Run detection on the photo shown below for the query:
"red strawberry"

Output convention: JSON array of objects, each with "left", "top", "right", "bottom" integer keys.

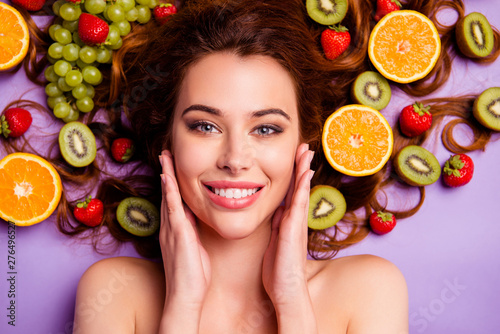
[
  {"left": 369, "top": 211, "right": 396, "bottom": 235},
  {"left": 12, "top": 0, "right": 46, "bottom": 11},
  {"left": 321, "top": 25, "right": 351, "bottom": 60},
  {"left": 78, "top": 13, "right": 109, "bottom": 46},
  {"left": 111, "top": 138, "right": 135, "bottom": 163},
  {"left": 153, "top": 3, "right": 177, "bottom": 24},
  {"left": 73, "top": 196, "right": 104, "bottom": 227},
  {"left": 442, "top": 154, "right": 474, "bottom": 187},
  {"left": 0, "top": 108, "right": 32, "bottom": 138},
  {"left": 399, "top": 102, "right": 433, "bottom": 137},
  {"left": 374, "top": 0, "right": 402, "bottom": 21}
]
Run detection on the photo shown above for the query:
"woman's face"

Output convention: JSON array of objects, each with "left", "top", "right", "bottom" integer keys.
[{"left": 171, "top": 52, "right": 300, "bottom": 240}]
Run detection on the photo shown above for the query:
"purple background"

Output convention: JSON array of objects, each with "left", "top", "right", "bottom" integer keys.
[{"left": 1, "top": 0, "right": 499, "bottom": 333}]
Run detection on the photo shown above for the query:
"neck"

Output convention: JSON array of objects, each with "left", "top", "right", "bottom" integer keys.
[{"left": 198, "top": 219, "right": 272, "bottom": 296}]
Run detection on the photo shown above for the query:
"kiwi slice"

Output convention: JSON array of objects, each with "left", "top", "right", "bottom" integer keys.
[
  {"left": 394, "top": 145, "right": 441, "bottom": 186},
  {"left": 58, "top": 121, "right": 97, "bottom": 167},
  {"left": 351, "top": 71, "right": 392, "bottom": 110},
  {"left": 456, "top": 12, "right": 494, "bottom": 58},
  {"left": 308, "top": 185, "right": 346, "bottom": 230},
  {"left": 473, "top": 87, "right": 500, "bottom": 131},
  {"left": 116, "top": 197, "right": 160, "bottom": 237},
  {"left": 306, "top": 0, "right": 348, "bottom": 26}
]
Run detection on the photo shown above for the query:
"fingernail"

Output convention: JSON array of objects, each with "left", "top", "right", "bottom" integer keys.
[
  {"left": 308, "top": 151, "right": 315, "bottom": 164},
  {"left": 160, "top": 174, "right": 166, "bottom": 185},
  {"left": 309, "top": 170, "right": 315, "bottom": 181},
  {"left": 159, "top": 155, "right": 163, "bottom": 167}
]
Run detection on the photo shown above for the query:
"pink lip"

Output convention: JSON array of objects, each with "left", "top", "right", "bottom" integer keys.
[{"left": 203, "top": 181, "right": 265, "bottom": 210}]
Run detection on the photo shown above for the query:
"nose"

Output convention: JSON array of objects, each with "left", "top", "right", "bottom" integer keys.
[{"left": 217, "top": 133, "right": 254, "bottom": 174}]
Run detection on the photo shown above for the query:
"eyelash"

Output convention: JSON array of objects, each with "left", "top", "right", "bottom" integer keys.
[{"left": 188, "top": 121, "right": 283, "bottom": 136}]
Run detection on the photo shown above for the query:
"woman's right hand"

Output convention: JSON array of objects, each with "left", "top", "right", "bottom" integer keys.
[{"left": 158, "top": 150, "right": 211, "bottom": 333}]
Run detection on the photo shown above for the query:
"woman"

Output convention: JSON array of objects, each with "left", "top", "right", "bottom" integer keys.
[{"left": 73, "top": 0, "right": 408, "bottom": 332}]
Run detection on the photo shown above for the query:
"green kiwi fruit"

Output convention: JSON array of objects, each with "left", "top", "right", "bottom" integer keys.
[
  {"left": 473, "top": 87, "right": 500, "bottom": 131},
  {"left": 394, "top": 145, "right": 441, "bottom": 186},
  {"left": 58, "top": 121, "right": 97, "bottom": 167},
  {"left": 351, "top": 71, "right": 392, "bottom": 110},
  {"left": 308, "top": 185, "right": 346, "bottom": 230},
  {"left": 456, "top": 12, "right": 494, "bottom": 58},
  {"left": 306, "top": 0, "right": 348, "bottom": 26},
  {"left": 116, "top": 197, "right": 160, "bottom": 237}
]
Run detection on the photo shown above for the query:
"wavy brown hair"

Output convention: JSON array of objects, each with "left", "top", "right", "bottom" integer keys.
[{"left": 4, "top": 0, "right": 499, "bottom": 259}]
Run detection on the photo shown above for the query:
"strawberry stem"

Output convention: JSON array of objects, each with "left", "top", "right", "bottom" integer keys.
[
  {"left": 413, "top": 102, "right": 431, "bottom": 116},
  {"left": 443, "top": 155, "right": 464, "bottom": 176},
  {"left": 377, "top": 211, "right": 394, "bottom": 222}
]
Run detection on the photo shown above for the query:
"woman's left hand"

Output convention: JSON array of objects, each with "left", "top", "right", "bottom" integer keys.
[{"left": 262, "top": 143, "right": 318, "bottom": 333}]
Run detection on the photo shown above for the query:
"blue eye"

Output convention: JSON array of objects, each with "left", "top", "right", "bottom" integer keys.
[
  {"left": 253, "top": 125, "right": 282, "bottom": 136},
  {"left": 189, "top": 121, "right": 219, "bottom": 133}
]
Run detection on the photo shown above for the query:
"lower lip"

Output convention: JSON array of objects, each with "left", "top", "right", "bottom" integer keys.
[{"left": 205, "top": 187, "right": 262, "bottom": 209}]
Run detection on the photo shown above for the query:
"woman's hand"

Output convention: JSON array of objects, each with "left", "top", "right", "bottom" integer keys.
[
  {"left": 158, "top": 150, "right": 211, "bottom": 333},
  {"left": 262, "top": 143, "right": 318, "bottom": 333}
]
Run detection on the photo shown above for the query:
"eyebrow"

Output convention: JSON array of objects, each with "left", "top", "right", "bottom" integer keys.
[{"left": 181, "top": 104, "right": 291, "bottom": 121}]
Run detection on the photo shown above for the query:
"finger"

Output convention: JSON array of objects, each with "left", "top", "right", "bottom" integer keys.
[{"left": 285, "top": 144, "right": 312, "bottom": 209}]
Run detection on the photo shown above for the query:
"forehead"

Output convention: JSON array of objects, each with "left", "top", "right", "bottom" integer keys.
[{"left": 175, "top": 52, "right": 298, "bottom": 119}]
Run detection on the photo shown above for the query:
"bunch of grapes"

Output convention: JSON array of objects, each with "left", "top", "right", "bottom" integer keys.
[{"left": 45, "top": 0, "right": 157, "bottom": 122}]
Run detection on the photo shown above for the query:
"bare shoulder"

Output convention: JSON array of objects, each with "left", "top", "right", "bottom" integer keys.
[
  {"left": 74, "top": 257, "right": 165, "bottom": 334},
  {"left": 307, "top": 255, "right": 408, "bottom": 334}
]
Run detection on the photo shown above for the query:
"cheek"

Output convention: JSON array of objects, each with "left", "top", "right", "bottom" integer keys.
[{"left": 258, "top": 142, "right": 296, "bottom": 189}]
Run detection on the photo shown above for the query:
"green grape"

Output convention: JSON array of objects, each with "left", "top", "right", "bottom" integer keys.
[
  {"left": 136, "top": 0, "right": 151, "bottom": 6},
  {"left": 103, "top": 5, "right": 111, "bottom": 21},
  {"left": 47, "top": 95, "right": 67, "bottom": 110},
  {"left": 125, "top": 7, "right": 139, "bottom": 22},
  {"left": 76, "top": 58, "right": 94, "bottom": 70},
  {"left": 53, "top": 102, "right": 72, "bottom": 119},
  {"left": 96, "top": 47, "right": 112, "bottom": 63},
  {"left": 79, "top": 46, "right": 97, "bottom": 64},
  {"left": 65, "top": 69, "right": 83, "bottom": 87},
  {"left": 62, "top": 108, "right": 80, "bottom": 123},
  {"left": 46, "top": 55, "right": 57, "bottom": 65},
  {"left": 52, "top": 0, "right": 66, "bottom": 16},
  {"left": 48, "top": 24, "right": 62, "bottom": 41},
  {"left": 82, "top": 66, "right": 103, "bottom": 85},
  {"left": 136, "top": 5, "right": 151, "bottom": 24},
  {"left": 44, "top": 66, "right": 60, "bottom": 83},
  {"left": 116, "top": 0, "right": 135, "bottom": 12},
  {"left": 72, "top": 32, "right": 85, "bottom": 48},
  {"left": 112, "top": 20, "right": 131, "bottom": 36},
  {"left": 107, "top": 4, "right": 125, "bottom": 22},
  {"left": 76, "top": 96, "right": 95, "bottom": 113},
  {"left": 54, "top": 59, "right": 72, "bottom": 77},
  {"left": 107, "top": 38, "right": 123, "bottom": 50},
  {"left": 106, "top": 25, "right": 121, "bottom": 46},
  {"left": 72, "top": 83, "right": 88, "bottom": 100},
  {"left": 62, "top": 19, "right": 79, "bottom": 33},
  {"left": 57, "top": 76, "right": 74, "bottom": 92},
  {"left": 48, "top": 43, "right": 64, "bottom": 59},
  {"left": 148, "top": 0, "right": 159, "bottom": 9},
  {"left": 84, "top": 0, "right": 107, "bottom": 14},
  {"left": 54, "top": 28, "right": 72, "bottom": 45},
  {"left": 62, "top": 43, "right": 81, "bottom": 62},
  {"left": 85, "top": 84, "right": 95, "bottom": 98},
  {"left": 45, "top": 83, "right": 64, "bottom": 97},
  {"left": 59, "top": 3, "right": 82, "bottom": 21}
]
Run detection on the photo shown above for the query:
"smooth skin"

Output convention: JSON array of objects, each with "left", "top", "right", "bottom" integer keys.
[{"left": 73, "top": 53, "right": 408, "bottom": 334}]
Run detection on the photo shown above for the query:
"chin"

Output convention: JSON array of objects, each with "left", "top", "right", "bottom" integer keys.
[{"left": 201, "top": 214, "right": 271, "bottom": 241}]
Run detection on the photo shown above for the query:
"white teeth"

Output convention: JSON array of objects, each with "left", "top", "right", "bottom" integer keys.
[{"left": 211, "top": 187, "right": 258, "bottom": 199}]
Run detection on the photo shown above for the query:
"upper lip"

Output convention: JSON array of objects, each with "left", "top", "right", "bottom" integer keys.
[{"left": 203, "top": 180, "right": 265, "bottom": 189}]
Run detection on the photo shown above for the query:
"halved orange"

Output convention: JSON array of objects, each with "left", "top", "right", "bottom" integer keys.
[
  {"left": 322, "top": 104, "right": 393, "bottom": 176},
  {"left": 0, "top": 2, "right": 30, "bottom": 71},
  {"left": 0, "top": 153, "right": 62, "bottom": 226},
  {"left": 368, "top": 10, "right": 441, "bottom": 84}
]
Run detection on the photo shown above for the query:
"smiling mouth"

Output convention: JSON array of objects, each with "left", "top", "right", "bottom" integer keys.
[{"left": 206, "top": 186, "right": 262, "bottom": 199}]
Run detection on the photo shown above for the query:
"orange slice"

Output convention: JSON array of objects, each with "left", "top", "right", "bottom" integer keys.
[
  {"left": 0, "top": 153, "right": 62, "bottom": 226},
  {"left": 322, "top": 104, "right": 393, "bottom": 176},
  {"left": 0, "top": 2, "right": 30, "bottom": 71},
  {"left": 368, "top": 10, "right": 441, "bottom": 84}
]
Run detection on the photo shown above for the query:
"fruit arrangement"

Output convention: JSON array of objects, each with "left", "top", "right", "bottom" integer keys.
[{"left": 44, "top": 0, "right": 176, "bottom": 123}]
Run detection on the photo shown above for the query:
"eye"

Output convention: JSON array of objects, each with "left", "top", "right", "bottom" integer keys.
[
  {"left": 189, "top": 121, "right": 220, "bottom": 134},
  {"left": 252, "top": 125, "right": 283, "bottom": 136}
]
